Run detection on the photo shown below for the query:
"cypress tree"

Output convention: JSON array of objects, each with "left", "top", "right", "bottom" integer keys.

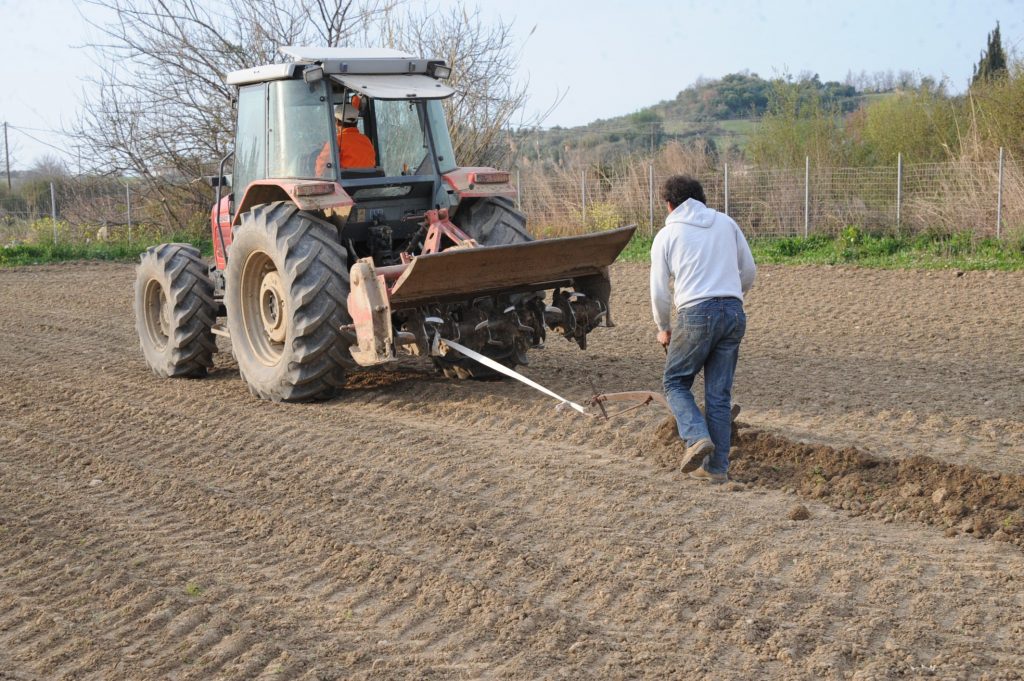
[{"left": 972, "top": 22, "right": 1008, "bottom": 85}]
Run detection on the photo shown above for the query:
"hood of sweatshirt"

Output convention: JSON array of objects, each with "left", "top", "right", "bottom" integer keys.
[{"left": 666, "top": 198, "right": 716, "bottom": 228}]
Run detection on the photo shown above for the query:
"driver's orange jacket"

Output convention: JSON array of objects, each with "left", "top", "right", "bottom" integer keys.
[{"left": 315, "top": 127, "right": 376, "bottom": 174}]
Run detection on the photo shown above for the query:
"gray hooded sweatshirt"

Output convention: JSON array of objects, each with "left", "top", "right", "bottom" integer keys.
[{"left": 650, "top": 198, "right": 756, "bottom": 332}]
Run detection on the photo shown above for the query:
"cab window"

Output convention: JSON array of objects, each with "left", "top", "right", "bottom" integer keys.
[
  {"left": 233, "top": 84, "right": 267, "bottom": 193},
  {"left": 374, "top": 100, "right": 430, "bottom": 177},
  {"left": 267, "top": 79, "right": 333, "bottom": 179}
]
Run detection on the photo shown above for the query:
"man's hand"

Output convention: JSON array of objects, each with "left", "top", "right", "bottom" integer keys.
[{"left": 657, "top": 329, "right": 671, "bottom": 349}]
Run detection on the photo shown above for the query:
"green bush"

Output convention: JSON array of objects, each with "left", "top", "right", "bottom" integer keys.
[
  {"left": 744, "top": 231, "right": 1023, "bottom": 269},
  {"left": 762, "top": 234, "right": 831, "bottom": 258},
  {"left": 947, "top": 231, "right": 975, "bottom": 256},
  {"left": 1012, "top": 232, "right": 1024, "bottom": 256},
  {"left": 839, "top": 225, "right": 864, "bottom": 246},
  {"left": 846, "top": 86, "right": 958, "bottom": 164},
  {"left": 619, "top": 233, "right": 654, "bottom": 262},
  {"left": 860, "top": 235, "right": 902, "bottom": 257}
]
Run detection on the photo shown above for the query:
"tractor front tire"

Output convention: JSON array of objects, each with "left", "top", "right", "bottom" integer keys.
[
  {"left": 134, "top": 243, "right": 217, "bottom": 378},
  {"left": 438, "top": 196, "right": 534, "bottom": 380},
  {"left": 225, "top": 202, "right": 352, "bottom": 402}
]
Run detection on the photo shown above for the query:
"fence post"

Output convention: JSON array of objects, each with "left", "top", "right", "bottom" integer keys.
[
  {"left": 515, "top": 169, "right": 521, "bottom": 211},
  {"left": 896, "top": 152, "right": 902, "bottom": 234},
  {"left": 724, "top": 162, "right": 730, "bottom": 215},
  {"left": 803, "top": 156, "right": 810, "bottom": 238},
  {"left": 126, "top": 183, "right": 132, "bottom": 245},
  {"left": 648, "top": 163, "right": 654, "bottom": 235},
  {"left": 997, "top": 147, "right": 1004, "bottom": 239},
  {"left": 50, "top": 181, "right": 57, "bottom": 244},
  {"left": 581, "top": 171, "right": 587, "bottom": 225}
]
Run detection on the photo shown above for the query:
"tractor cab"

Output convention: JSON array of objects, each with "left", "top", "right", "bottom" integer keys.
[{"left": 217, "top": 48, "right": 470, "bottom": 269}]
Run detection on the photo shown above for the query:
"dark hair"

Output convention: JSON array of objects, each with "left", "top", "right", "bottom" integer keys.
[{"left": 660, "top": 175, "right": 706, "bottom": 208}]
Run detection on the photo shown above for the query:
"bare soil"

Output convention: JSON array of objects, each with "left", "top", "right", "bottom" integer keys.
[{"left": 1, "top": 260, "right": 1023, "bottom": 680}]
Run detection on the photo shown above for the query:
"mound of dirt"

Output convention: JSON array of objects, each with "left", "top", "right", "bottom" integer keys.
[
  {"left": 652, "top": 417, "right": 1024, "bottom": 546},
  {"left": 650, "top": 415, "right": 741, "bottom": 470},
  {"left": 733, "top": 429, "right": 1024, "bottom": 546},
  {"left": 655, "top": 419, "right": 1024, "bottom": 548}
]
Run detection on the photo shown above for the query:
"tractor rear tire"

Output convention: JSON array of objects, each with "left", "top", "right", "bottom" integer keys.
[
  {"left": 456, "top": 195, "right": 531, "bottom": 245},
  {"left": 134, "top": 243, "right": 217, "bottom": 378},
  {"left": 438, "top": 197, "right": 533, "bottom": 380},
  {"left": 224, "top": 202, "right": 352, "bottom": 402}
]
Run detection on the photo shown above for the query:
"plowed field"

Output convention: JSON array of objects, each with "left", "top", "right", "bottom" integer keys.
[{"left": 1, "top": 261, "right": 1022, "bottom": 680}]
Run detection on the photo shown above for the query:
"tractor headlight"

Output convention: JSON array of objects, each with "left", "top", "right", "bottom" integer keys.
[
  {"left": 427, "top": 61, "right": 451, "bottom": 80},
  {"left": 303, "top": 65, "right": 324, "bottom": 83}
]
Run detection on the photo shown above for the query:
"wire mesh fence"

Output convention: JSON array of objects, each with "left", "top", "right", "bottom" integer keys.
[
  {"left": 0, "top": 176, "right": 209, "bottom": 246},
  {"left": 1, "top": 152, "right": 1021, "bottom": 247},
  {"left": 518, "top": 153, "right": 1022, "bottom": 240}
]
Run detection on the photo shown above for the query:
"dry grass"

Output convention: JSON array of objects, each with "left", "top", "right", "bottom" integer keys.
[{"left": 513, "top": 142, "right": 1023, "bottom": 240}]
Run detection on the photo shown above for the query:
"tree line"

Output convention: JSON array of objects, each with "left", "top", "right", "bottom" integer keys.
[
  {"left": 513, "top": 23, "right": 1017, "bottom": 172},
  {"left": 748, "top": 22, "right": 1018, "bottom": 168}
]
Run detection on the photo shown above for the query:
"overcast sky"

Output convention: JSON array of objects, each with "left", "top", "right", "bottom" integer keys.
[{"left": 1, "top": 0, "right": 1021, "bottom": 168}]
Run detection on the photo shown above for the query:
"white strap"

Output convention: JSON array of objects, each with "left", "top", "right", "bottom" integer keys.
[{"left": 440, "top": 338, "right": 588, "bottom": 415}]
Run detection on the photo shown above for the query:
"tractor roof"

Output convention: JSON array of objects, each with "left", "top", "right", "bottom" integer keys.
[
  {"left": 280, "top": 46, "right": 413, "bottom": 62},
  {"left": 225, "top": 46, "right": 455, "bottom": 100}
]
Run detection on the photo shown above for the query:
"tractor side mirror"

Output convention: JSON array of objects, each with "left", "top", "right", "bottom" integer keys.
[{"left": 206, "top": 175, "right": 232, "bottom": 188}]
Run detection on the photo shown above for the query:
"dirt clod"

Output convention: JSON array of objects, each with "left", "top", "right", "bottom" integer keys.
[
  {"left": 788, "top": 504, "right": 811, "bottom": 521},
  {"left": 654, "top": 415, "right": 679, "bottom": 446},
  {"left": 900, "top": 483, "right": 923, "bottom": 498}
]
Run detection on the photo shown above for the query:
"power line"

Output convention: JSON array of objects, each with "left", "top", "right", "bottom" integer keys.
[
  {"left": 6, "top": 124, "right": 66, "bottom": 135},
  {"left": 5, "top": 124, "right": 74, "bottom": 156}
]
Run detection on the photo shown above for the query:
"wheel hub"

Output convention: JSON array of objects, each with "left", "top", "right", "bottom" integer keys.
[
  {"left": 238, "top": 250, "right": 286, "bottom": 367},
  {"left": 143, "top": 278, "right": 170, "bottom": 350},
  {"left": 259, "top": 271, "right": 287, "bottom": 343},
  {"left": 159, "top": 292, "right": 171, "bottom": 337}
]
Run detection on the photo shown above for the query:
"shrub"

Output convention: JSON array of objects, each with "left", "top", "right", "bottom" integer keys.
[{"left": 839, "top": 225, "right": 864, "bottom": 246}]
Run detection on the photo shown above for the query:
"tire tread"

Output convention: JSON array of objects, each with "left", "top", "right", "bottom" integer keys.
[
  {"left": 226, "top": 202, "right": 351, "bottom": 402},
  {"left": 134, "top": 243, "right": 217, "bottom": 378}
]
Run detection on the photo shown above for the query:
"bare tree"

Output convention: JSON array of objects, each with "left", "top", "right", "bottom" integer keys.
[
  {"left": 72, "top": 0, "right": 396, "bottom": 227},
  {"left": 380, "top": 5, "right": 542, "bottom": 167},
  {"left": 27, "top": 154, "right": 68, "bottom": 179}
]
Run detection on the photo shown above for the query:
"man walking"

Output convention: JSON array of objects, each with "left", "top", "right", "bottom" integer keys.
[{"left": 650, "top": 175, "right": 756, "bottom": 483}]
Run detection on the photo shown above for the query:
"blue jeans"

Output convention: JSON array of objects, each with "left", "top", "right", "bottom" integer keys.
[{"left": 663, "top": 297, "right": 746, "bottom": 475}]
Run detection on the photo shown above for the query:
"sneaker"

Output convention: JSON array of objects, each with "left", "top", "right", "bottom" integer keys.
[
  {"left": 690, "top": 467, "right": 728, "bottom": 484},
  {"left": 679, "top": 437, "right": 714, "bottom": 473}
]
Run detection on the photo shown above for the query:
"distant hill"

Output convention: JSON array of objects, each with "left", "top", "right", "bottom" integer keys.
[{"left": 515, "top": 72, "right": 877, "bottom": 164}]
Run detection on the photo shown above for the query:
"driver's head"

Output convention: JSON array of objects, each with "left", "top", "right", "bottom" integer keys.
[{"left": 335, "top": 101, "right": 360, "bottom": 128}]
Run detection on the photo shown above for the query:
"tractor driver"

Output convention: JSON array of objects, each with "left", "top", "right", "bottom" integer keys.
[{"left": 315, "top": 96, "right": 376, "bottom": 174}]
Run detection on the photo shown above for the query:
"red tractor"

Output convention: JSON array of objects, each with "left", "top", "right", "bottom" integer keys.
[{"left": 134, "top": 47, "right": 634, "bottom": 401}]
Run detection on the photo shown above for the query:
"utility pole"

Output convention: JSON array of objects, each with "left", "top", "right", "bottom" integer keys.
[{"left": 3, "top": 122, "right": 10, "bottom": 190}]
